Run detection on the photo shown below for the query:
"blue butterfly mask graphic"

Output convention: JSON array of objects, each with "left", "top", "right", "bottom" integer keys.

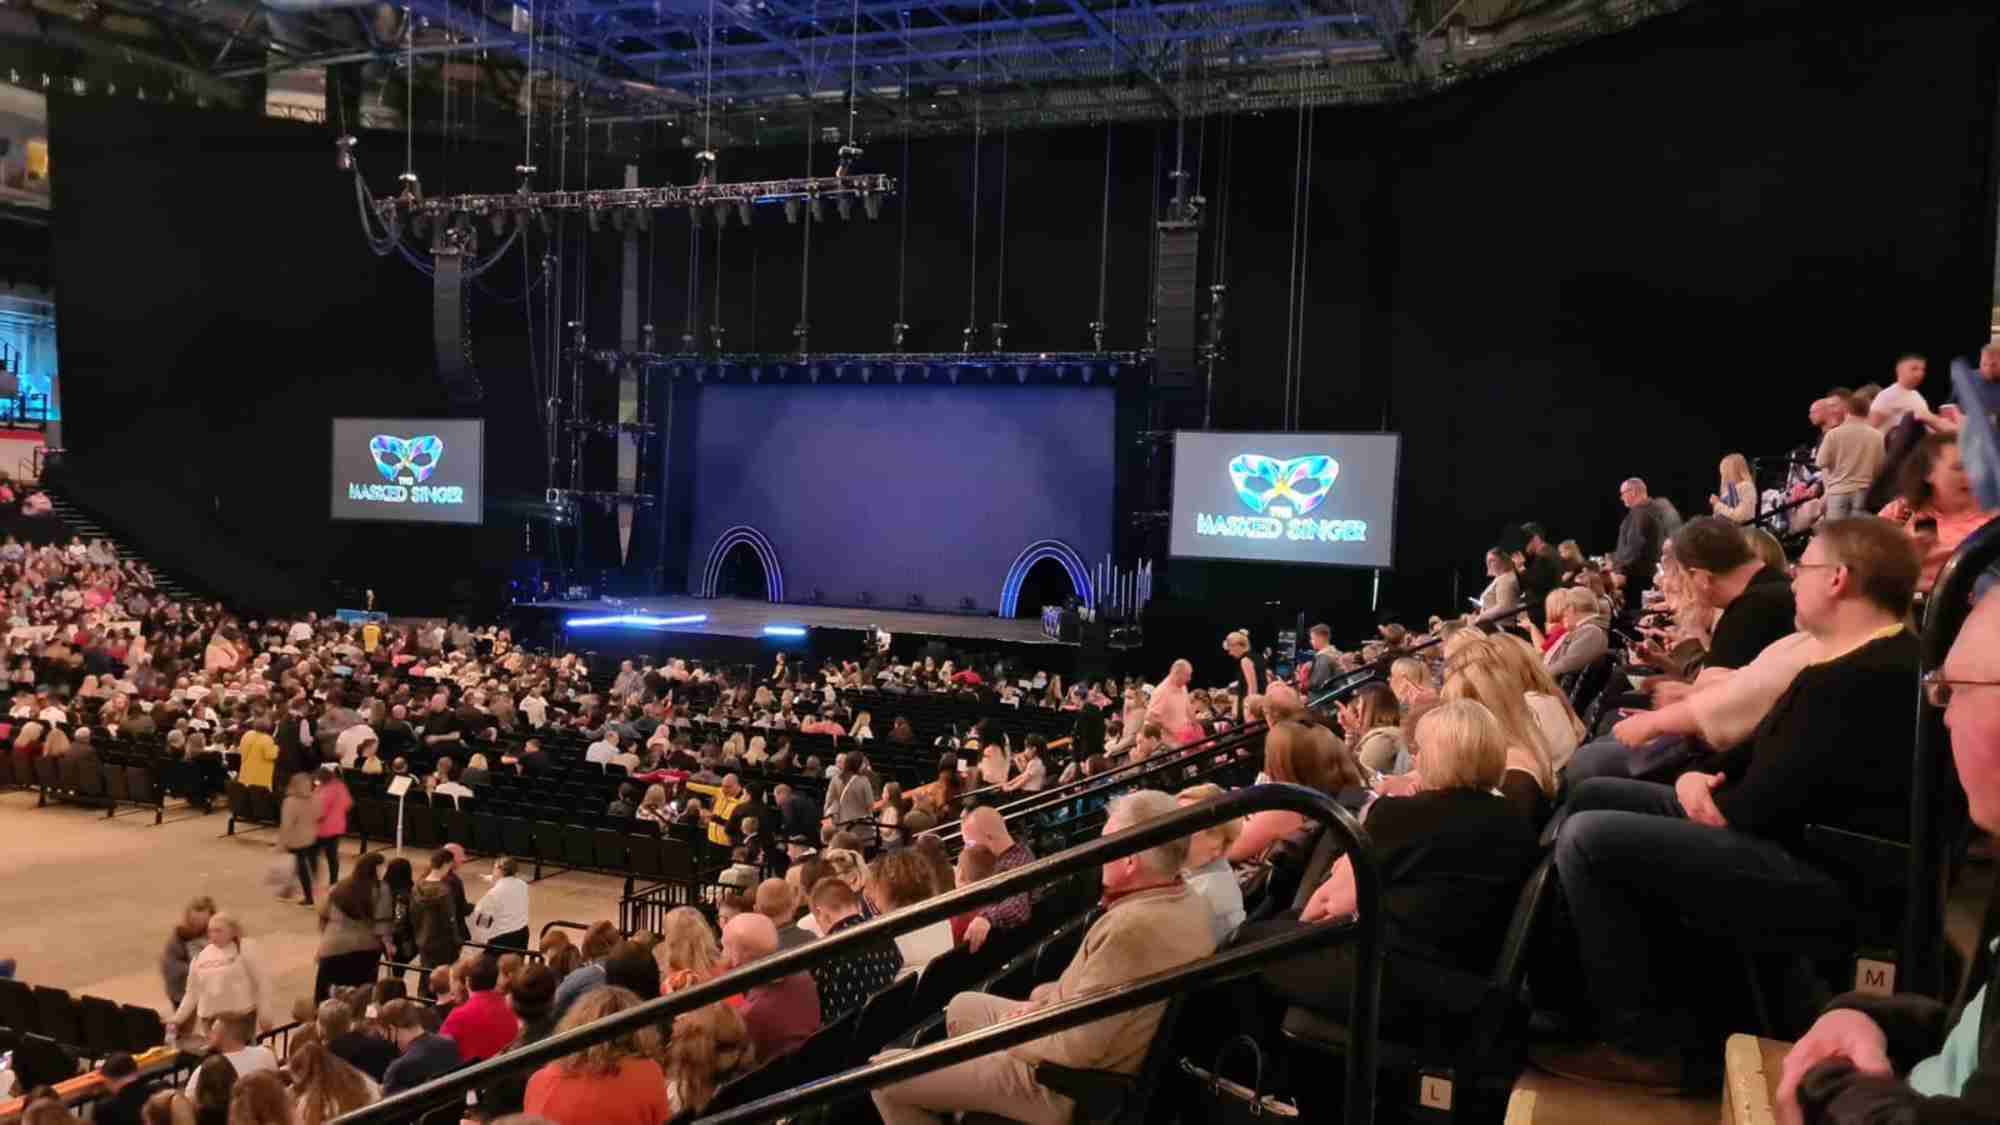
[
  {"left": 1228, "top": 454, "right": 1339, "bottom": 518},
  {"left": 369, "top": 434, "right": 444, "bottom": 484}
]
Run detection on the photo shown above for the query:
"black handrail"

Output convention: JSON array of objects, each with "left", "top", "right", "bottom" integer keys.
[
  {"left": 1905, "top": 517, "right": 2000, "bottom": 996},
  {"left": 333, "top": 782, "right": 1383, "bottom": 1125},
  {"left": 1740, "top": 479, "right": 1823, "bottom": 530}
]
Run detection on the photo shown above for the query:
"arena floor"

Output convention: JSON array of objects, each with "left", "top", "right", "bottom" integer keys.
[{"left": 0, "top": 790, "right": 631, "bottom": 1018}]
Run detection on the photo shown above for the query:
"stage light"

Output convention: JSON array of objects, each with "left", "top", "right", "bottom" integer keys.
[
  {"left": 808, "top": 196, "right": 825, "bottom": 223},
  {"left": 635, "top": 208, "right": 651, "bottom": 231},
  {"left": 711, "top": 200, "right": 730, "bottom": 226},
  {"left": 586, "top": 208, "right": 602, "bottom": 232},
  {"left": 763, "top": 625, "right": 807, "bottom": 637},
  {"left": 537, "top": 211, "right": 552, "bottom": 234},
  {"left": 735, "top": 199, "right": 752, "bottom": 226},
  {"left": 863, "top": 191, "right": 883, "bottom": 220},
  {"left": 784, "top": 198, "right": 802, "bottom": 224},
  {"left": 835, "top": 194, "right": 853, "bottom": 221},
  {"left": 565, "top": 613, "right": 708, "bottom": 629},
  {"left": 489, "top": 211, "right": 508, "bottom": 236}
]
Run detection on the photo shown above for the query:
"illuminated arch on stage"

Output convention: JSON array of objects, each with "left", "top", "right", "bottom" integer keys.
[
  {"left": 998, "top": 539, "right": 1095, "bottom": 617},
  {"left": 699, "top": 525, "right": 785, "bottom": 602}
]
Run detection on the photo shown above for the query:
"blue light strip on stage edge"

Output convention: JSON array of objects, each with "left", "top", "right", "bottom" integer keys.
[
  {"left": 763, "top": 625, "right": 808, "bottom": 637},
  {"left": 565, "top": 613, "right": 709, "bottom": 629}
]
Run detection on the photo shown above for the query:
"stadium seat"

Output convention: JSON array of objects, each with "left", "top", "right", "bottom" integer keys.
[
  {"left": 561, "top": 824, "right": 597, "bottom": 870},
  {"left": 441, "top": 808, "right": 475, "bottom": 850},
  {"left": 500, "top": 818, "right": 539, "bottom": 876},
  {"left": 470, "top": 812, "right": 506, "bottom": 857},
  {"left": 101, "top": 762, "right": 130, "bottom": 809},
  {"left": 126, "top": 766, "right": 162, "bottom": 824},
  {"left": 0, "top": 977, "right": 37, "bottom": 1034},
  {"left": 1027, "top": 994, "right": 1187, "bottom": 1125},
  {"left": 532, "top": 821, "right": 567, "bottom": 874},
  {"left": 850, "top": 973, "right": 918, "bottom": 1055},
  {"left": 76, "top": 995, "right": 125, "bottom": 1058},
  {"left": 1279, "top": 850, "right": 1558, "bottom": 1121},
  {"left": 248, "top": 785, "right": 280, "bottom": 825},
  {"left": 55, "top": 754, "right": 79, "bottom": 795},
  {"left": 72, "top": 757, "right": 103, "bottom": 801},
  {"left": 122, "top": 1005, "right": 165, "bottom": 1052},
  {"left": 591, "top": 829, "right": 631, "bottom": 873},
  {"left": 34, "top": 755, "right": 59, "bottom": 795},
  {"left": 0, "top": 754, "right": 18, "bottom": 789},
  {"left": 626, "top": 835, "right": 668, "bottom": 883},
  {"left": 404, "top": 805, "right": 440, "bottom": 849},
  {"left": 31, "top": 986, "right": 82, "bottom": 1049}
]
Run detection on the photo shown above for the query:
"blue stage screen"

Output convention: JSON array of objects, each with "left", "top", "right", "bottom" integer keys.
[{"left": 687, "top": 385, "right": 1115, "bottom": 612}]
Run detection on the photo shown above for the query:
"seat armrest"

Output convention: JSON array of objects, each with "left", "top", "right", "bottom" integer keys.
[{"left": 1032, "top": 1062, "right": 1136, "bottom": 1121}]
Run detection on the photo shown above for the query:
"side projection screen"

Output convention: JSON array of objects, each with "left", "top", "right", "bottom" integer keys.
[
  {"left": 1169, "top": 430, "right": 1400, "bottom": 569},
  {"left": 329, "top": 417, "right": 485, "bottom": 525}
]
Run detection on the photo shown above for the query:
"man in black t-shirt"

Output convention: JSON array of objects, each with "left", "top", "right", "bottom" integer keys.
[
  {"left": 1563, "top": 517, "right": 1799, "bottom": 786},
  {"left": 1518, "top": 522, "right": 1564, "bottom": 627}
]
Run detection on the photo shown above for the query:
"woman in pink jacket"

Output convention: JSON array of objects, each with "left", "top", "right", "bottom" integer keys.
[{"left": 312, "top": 767, "right": 353, "bottom": 887}]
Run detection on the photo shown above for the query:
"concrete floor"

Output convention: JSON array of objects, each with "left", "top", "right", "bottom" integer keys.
[{"left": 0, "top": 789, "right": 632, "bottom": 1020}]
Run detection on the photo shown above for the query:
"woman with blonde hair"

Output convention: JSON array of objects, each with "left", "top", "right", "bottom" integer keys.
[
  {"left": 655, "top": 906, "right": 722, "bottom": 994},
  {"left": 523, "top": 987, "right": 668, "bottom": 1125},
  {"left": 1440, "top": 655, "right": 1556, "bottom": 819},
  {"left": 1478, "top": 637, "right": 1587, "bottom": 772},
  {"left": 1176, "top": 783, "right": 1246, "bottom": 941},
  {"left": 635, "top": 783, "right": 672, "bottom": 828},
  {"left": 171, "top": 913, "right": 271, "bottom": 1039},
  {"left": 1711, "top": 453, "right": 1757, "bottom": 523},
  {"left": 1227, "top": 719, "right": 1364, "bottom": 864},
  {"left": 162, "top": 895, "right": 218, "bottom": 1010},
  {"left": 720, "top": 732, "right": 745, "bottom": 761},
  {"left": 849, "top": 710, "right": 874, "bottom": 741},
  {"left": 1556, "top": 539, "right": 1588, "bottom": 577},
  {"left": 285, "top": 1042, "right": 379, "bottom": 1125},
  {"left": 664, "top": 1002, "right": 755, "bottom": 1116},
  {"left": 1221, "top": 630, "right": 1260, "bottom": 719},
  {"left": 742, "top": 735, "right": 769, "bottom": 766},
  {"left": 1225, "top": 700, "right": 1541, "bottom": 1041},
  {"left": 1518, "top": 590, "right": 1570, "bottom": 654}
]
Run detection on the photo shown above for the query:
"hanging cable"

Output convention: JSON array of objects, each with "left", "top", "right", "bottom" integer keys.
[
  {"left": 798, "top": 102, "right": 815, "bottom": 355},
  {"left": 963, "top": 0, "right": 985, "bottom": 353},
  {"left": 892, "top": 14, "right": 911, "bottom": 351},
  {"left": 1291, "top": 105, "right": 1315, "bottom": 433},
  {"left": 1092, "top": 121, "right": 1112, "bottom": 352},
  {"left": 1281, "top": 86, "right": 1306, "bottom": 431},
  {"left": 991, "top": 124, "right": 1008, "bottom": 351}
]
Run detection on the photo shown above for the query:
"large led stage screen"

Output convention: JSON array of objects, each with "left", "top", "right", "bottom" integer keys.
[
  {"left": 329, "top": 417, "right": 485, "bottom": 525},
  {"left": 1170, "top": 430, "right": 1400, "bottom": 569}
]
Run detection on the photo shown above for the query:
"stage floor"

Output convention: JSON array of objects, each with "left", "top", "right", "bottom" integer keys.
[{"left": 520, "top": 596, "right": 1071, "bottom": 646}]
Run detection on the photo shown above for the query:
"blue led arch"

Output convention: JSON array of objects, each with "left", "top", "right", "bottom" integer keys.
[
  {"left": 998, "top": 539, "right": 1095, "bottom": 617},
  {"left": 699, "top": 525, "right": 785, "bottom": 602}
]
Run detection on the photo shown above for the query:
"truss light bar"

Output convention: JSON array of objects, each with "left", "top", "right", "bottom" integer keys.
[
  {"left": 762, "top": 625, "right": 808, "bottom": 637},
  {"left": 375, "top": 174, "right": 897, "bottom": 225}
]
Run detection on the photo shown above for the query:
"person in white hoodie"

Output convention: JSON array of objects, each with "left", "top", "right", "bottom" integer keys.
[
  {"left": 469, "top": 857, "right": 532, "bottom": 950},
  {"left": 168, "top": 913, "right": 272, "bottom": 1042}
]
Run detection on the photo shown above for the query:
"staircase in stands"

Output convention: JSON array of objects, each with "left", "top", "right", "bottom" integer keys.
[{"left": 41, "top": 491, "right": 202, "bottom": 604}]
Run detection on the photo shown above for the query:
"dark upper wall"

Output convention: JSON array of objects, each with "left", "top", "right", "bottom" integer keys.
[{"left": 49, "top": 0, "right": 2000, "bottom": 622}]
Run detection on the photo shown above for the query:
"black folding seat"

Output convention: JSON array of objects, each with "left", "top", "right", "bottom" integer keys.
[{"left": 32, "top": 985, "right": 82, "bottom": 1048}]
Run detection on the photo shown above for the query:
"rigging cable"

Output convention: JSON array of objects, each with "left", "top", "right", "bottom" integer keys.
[
  {"left": 965, "top": 0, "right": 984, "bottom": 350},
  {"left": 1093, "top": 120, "right": 1111, "bottom": 348},
  {"left": 893, "top": 13, "right": 911, "bottom": 348},
  {"left": 1281, "top": 83, "right": 1306, "bottom": 431},
  {"left": 992, "top": 123, "right": 1008, "bottom": 349},
  {"left": 1291, "top": 104, "right": 1315, "bottom": 432}
]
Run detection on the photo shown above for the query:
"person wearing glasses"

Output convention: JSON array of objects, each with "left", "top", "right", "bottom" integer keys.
[
  {"left": 1535, "top": 516, "right": 1922, "bottom": 1092},
  {"left": 1773, "top": 586, "right": 2000, "bottom": 1122}
]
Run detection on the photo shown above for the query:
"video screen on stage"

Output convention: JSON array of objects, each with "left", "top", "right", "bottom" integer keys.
[
  {"left": 329, "top": 417, "right": 484, "bottom": 525},
  {"left": 1169, "top": 430, "right": 1400, "bottom": 568}
]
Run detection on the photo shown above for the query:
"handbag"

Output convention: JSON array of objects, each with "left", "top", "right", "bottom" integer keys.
[{"left": 1179, "top": 1036, "right": 1299, "bottom": 1123}]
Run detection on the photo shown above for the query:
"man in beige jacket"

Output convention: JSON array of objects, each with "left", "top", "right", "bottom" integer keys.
[{"left": 870, "top": 789, "right": 1217, "bottom": 1125}]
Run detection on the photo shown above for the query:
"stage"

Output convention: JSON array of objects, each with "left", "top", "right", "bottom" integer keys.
[{"left": 517, "top": 596, "right": 1070, "bottom": 646}]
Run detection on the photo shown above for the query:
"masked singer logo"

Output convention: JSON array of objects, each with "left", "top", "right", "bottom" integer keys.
[
  {"left": 1228, "top": 454, "right": 1338, "bottom": 518},
  {"left": 1197, "top": 452, "right": 1366, "bottom": 544},
  {"left": 370, "top": 435, "right": 444, "bottom": 485}
]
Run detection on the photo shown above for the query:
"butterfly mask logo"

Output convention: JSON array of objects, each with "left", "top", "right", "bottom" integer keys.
[
  {"left": 1228, "top": 454, "right": 1337, "bottom": 519},
  {"left": 370, "top": 435, "right": 444, "bottom": 485}
]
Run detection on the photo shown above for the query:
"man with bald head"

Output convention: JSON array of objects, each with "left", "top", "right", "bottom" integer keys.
[
  {"left": 1147, "top": 659, "right": 1196, "bottom": 738},
  {"left": 871, "top": 790, "right": 1218, "bottom": 1125},
  {"left": 958, "top": 805, "right": 1034, "bottom": 952},
  {"left": 722, "top": 911, "right": 820, "bottom": 1060},
  {"left": 1816, "top": 392, "right": 1886, "bottom": 521},
  {"left": 1775, "top": 587, "right": 2000, "bottom": 1121}
]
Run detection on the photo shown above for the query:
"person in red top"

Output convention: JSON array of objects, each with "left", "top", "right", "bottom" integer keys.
[
  {"left": 440, "top": 955, "right": 519, "bottom": 1062},
  {"left": 312, "top": 766, "right": 353, "bottom": 886},
  {"left": 722, "top": 912, "right": 820, "bottom": 1061},
  {"left": 524, "top": 986, "right": 669, "bottom": 1125}
]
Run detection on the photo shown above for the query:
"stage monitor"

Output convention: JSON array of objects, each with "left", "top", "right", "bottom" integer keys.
[
  {"left": 329, "top": 417, "right": 485, "bottom": 525},
  {"left": 1169, "top": 430, "right": 1400, "bottom": 569}
]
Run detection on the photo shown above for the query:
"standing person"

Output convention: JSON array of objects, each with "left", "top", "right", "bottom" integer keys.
[
  {"left": 1866, "top": 352, "right": 1945, "bottom": 430},
  {"left": 234, "top": 721, "right": 277, "bottom": 792},
  {"left": 469, "top": 858, "right": 531, "bottom": 951},
  {"left": 410, "top": 854, "right": 462, "bottom": 998},
  {"left": 826, "top": 753, "right": 875, "bottom": 833},
  {"left": 314, "top": 853, "right": 393, "bottom": 1003},
  {"left": 1816, "top": 394, "right": 1887, "bottom": 521},
  {"left": 1146, "top": 659, "right": 1196, "bottom": 740},
  {"left": 160, "top": 896, "right": 216, "bottom": 1011},
  {"left": 1477, "top": 547, "right": 1522, "bottom": 615},
  {"left": 1518, "top": 523, "right": 1565, "bottom": 626},
  {"left": 1611, "top": 478, "right": 1683, "bottom": 595},
  {"left": 1222, "top": 631, "right": 1261, "bottom": 719},
  {"left": 1305, "top": 624, "right": 1338, "bottom": 694},
  {"left": 312, "top": 766, "right": 352, "bottom": 887},
  {"left": 381, "top": 858, "right": 417, "bottom": 966},
  {"left": 1710, "top": 454, "right": 1758, "bottom": 524},
  {"left": 277, "top": 775, "right": 319, "bottom": 905},
  {"left": 169, "top": 915, "right": 271, "bottom": 1041}
]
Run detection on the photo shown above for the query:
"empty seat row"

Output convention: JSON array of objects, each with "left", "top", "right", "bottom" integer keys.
[
  {"left": 2, "top": 754, "right": 166, "bottom": 824},
  {"left": 0, "top": 978, "right": 166, "bottom": 1060}
]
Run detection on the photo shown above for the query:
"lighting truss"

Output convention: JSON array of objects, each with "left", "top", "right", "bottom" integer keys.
[
  {"left": 377, "top": 173, "right": 898, "bottom": 224},
  {"left": 576, "top": 350, "right": 1141, "bottom": 385}
]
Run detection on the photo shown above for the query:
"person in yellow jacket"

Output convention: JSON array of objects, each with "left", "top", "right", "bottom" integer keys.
[
  {"left": 684, "top": 774, "right": 748, "bottom": 849},
  {"left": 236, "top": 720, "right": 280, "bottom": 790}
]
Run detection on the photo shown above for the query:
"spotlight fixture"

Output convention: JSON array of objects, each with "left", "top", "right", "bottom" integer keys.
[
  {"left": 734, "top": 199, "right": 751, "bottom": 226},
  {"left": 808, "top": 195, "right": 825, "bottom": 223},
  {"left": 334, "top": 135, "right": 356, "bottom": 172},
  {"left": 635, "top": 207, "right": 651, "bottom": 231},
  {"left": 489, "top": 211, "right": 508, "bottom": 236},
  {"left": 711, "top": 200, "right": 730, "bottom": 226},
  {"left": 834, "top": 142, "right": 863, "bottom": 177},
  {"left": 586, "top": 208, "right": 602, "bottom": 232},
  {"left": 784, "top": 198, "right": 802, "bottom": 224},
  {"left": 536, "top": 211, "right": 553, "bottom": 234},
  {"left": 411, "top": 212, "right": 433, "bottom": 240},
  {"left": 610, "top": 207, "right": 629, "bottom": 232},
  {"left": 835, "top": 194, "right": 853, "bottom": 221},
  {"left": 862, "top": 190, "right": 882, "bottom": 221}
]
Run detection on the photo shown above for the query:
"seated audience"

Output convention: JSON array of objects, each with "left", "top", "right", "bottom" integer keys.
[
  {"left": 318, "top": 999, "right": 397, "bottom": 1083},
  {"left": 440, "top": 955, "right": 518, "bottom": 1063},
  {"left": 656, "top": 906, "right": 724, "bottom": 993},
  {"left": 867, "top": 850, "right": 956, "bottom": 972},
  {"left": 755, "top": 878, "right": 814, "bottom": 951},
  {"left": 284, "top": 1043, "right": 378, "bottom": 1125},
  {"left": 805, "top": 877, "right": 903, "bottom": 1021},
  {"left": 664, "top": 1002, "right": 756, "bottom": 1116},
  {"left": 956, "top": 806, "right": 1035, "bottom": 952},
  {"left": 1176, "top": 783, "right": 1247, "bottom": 942},
  {"left": 722, "top": 912, "right": 821, "bottom": 1061},
  {"left": 1538, "top": 517, "right": 1923, "bottom": 1089},
  {"left": 870, "top": 790, "right": 1218, "bottom": 1125},
  {"left": 378, "top": 999, "right": 462, "bottom": 1095},
  {"left": 181, "top": 1014, "right": 274, "bottom": 1097},
  {"left": 523, "top": 987, "right": 669, "bottom": 1125},
  {"left": 1543, "top": 587, "right": 1610, "bottom": 677},
  {"left": 1878, "top": 431, "right": 1998, "bottom": 593}
]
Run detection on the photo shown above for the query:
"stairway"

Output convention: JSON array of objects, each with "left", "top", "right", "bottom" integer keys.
[{"left": 42, "top": 491, "right": 203, "bottom": 604}]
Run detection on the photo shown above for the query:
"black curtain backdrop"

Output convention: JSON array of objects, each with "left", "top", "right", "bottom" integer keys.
[{"left": 51, "top": 0, "right": 2000, "bottom": 634}]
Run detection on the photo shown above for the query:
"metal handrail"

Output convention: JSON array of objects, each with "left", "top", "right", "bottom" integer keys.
[{"left": 334, "top": 782, "right": 1383, "bottom": 1125}]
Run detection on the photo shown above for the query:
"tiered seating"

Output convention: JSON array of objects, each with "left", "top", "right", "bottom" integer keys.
[{"left": 0, "top": 976, "right": 167, "bottom": 1066}]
